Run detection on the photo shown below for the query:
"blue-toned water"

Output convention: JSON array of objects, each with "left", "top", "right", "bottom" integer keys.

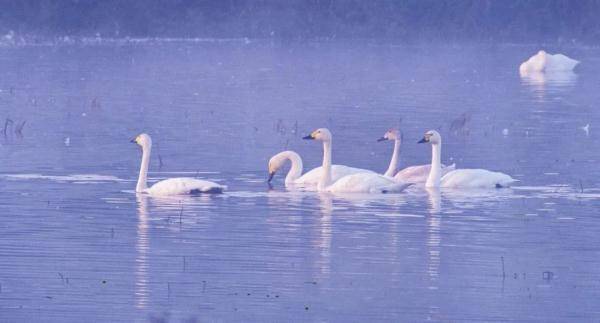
[{"left": 1, "top": 40, "right": 600, "bottom": 322}]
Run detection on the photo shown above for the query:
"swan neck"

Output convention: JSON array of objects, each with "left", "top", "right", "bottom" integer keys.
[
  {"left": 426, "top": 142, "right": 442, "bottom": 188},
  {"left": 318, "top": 140, "right": 333, "bottom": 191},
  {"left": 136, "top": 143, "right": 150, "bottom": 192},
  {"left": 384, "top": 139, "right": 401, "bottom": 177},
  {"left": 284, "top": 151, "right": 303, "bottom": 183}
]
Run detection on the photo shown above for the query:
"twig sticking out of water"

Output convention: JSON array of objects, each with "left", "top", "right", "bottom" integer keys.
[
  {"left": 275, "top": 119, "right": 285, "bottom": 135},
  {"left": 450, "top": 112, "right": 471, "bottom": 136},
  {"left": 15, "top": 120, "right": 25, "bottom": 137},
  {"left": 542, "top": 271, "right": 554, "bottom": 281},
  {"left": 155, "top": 143, "right": 164, "bottom": 169},
  {"left": 179, "top": 205, "right": 183, "bottom": 226},
  {"left": 182, "top": 256, "right": 187, "bottom": 272},
  {"left": 579, "top": 180, "right": 584, "bottom": 193},
  {"left": 3, "top": 118, "right": 13, "bottom": 136},
  {"left": 501, "top": 256, "right": 506, "bottom": 279},
  {"left": 91, "top": 97, "right": 101, "bottom": 109}
]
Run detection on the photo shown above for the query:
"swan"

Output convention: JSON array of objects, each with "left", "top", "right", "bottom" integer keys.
[
  {"left": 131, "top": 133, "right": 225, "bottom": 196},
  {"left": 418, "top": 130, "right": 517, "bottom": 188},
  {"left": 303, "top": 128, "right": 411, "bottom": 194},
  {"left": 267, "top": 150, "right": 374, "bottom": 186},
  {"left": 519, "top": 50, "right": 579, "bottom": 74},
  {"left": 377, "top": 128, "right": 455, "bottom": 183}
]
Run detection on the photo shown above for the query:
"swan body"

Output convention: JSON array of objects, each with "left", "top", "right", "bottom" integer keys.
[
  {"left": 132, "top": 133, "right": 225, "bottom": 196},
  {"left": 439, "top": 169, "right": 515, "bottom": 188},
  {"left": 145, "top": 178, "right": 225, "bottom": 195},
  {"left": 394, "top": 163, "right": 456, "bottom": 183},
  {"left": 519, "top": 50, "right": 579, "bottom": 73},
  {"left": 267, "top": 150, "right": 373, "bottom": 186},
  {"left": 377, "top": 128, "right": 455, "bottom": 183},
  {"left": 303, "top": 128, "right": 411, "bottom": 194},
  {"left": 325, "top": 172, "right": 412, "bottom": 193},
  {"left": 418, "top": 130, "right": 517, "bottom": 189}
]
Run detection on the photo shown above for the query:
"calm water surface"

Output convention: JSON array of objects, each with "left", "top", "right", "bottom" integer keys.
[{"left": 0, "top": 39, "right": 600, "bottom": 322}]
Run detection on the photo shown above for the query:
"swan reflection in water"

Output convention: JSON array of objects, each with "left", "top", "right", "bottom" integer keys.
[
  {"left": 520, "top": 69, "right": 577, "bottom": 101},
  {"left": 426, "top": 188, "right": 442, "bottom": 320},
  {"left": 426, "top": 188, "right": 442, "bottom": 289},
  {"left": 135, "top": 194, "right": 150, "bottom": 309},
  {"left": 314, "top": 193, "right": 333, "bottom": 278}
]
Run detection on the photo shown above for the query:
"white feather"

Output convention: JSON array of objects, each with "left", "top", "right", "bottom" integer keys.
[
  {"left": 132, "top": 133, "right": 225, "bottom": 196},
  {"left": 440, "top": 169, "right": 517, "bottom": 188},
  {"left": 420, "top": 130, "right": 517, "bottom": 189},
  {"left": 519, "top": 50, "right": 579, "bottom": 73},
  {"left": 305, "top": 128, "right": 410, "bottom": 194},
  {"left": 268, "top": 150, "right": 373, "bottom": 187},
  {"left": 394, "top": 163, "right": 455, "bottom": 183},
  {"left": 146, "top": 178, "right": 226, "bottom": 196},
  {"left": 326, "top": 172, "right": 412, "bottom": 193},
  {"left": 296, "top": 165, "right": 374, "bottom": 185}
]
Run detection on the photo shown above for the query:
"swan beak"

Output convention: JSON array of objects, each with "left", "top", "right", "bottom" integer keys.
[
  {"left": 130, "top": 138, "right": 137, "bottom": 143},
  {"left": 377, "top": 137, "right": 388, "bottom": 142},
  {"left": 267, "top": 171, "right": 275, "bottom": 182},
  {"left": 302, "top": 134, "right": 314, "bottom": 140},
  {"left": 418, "top": 137, "right": 428, "bottom": 143}
]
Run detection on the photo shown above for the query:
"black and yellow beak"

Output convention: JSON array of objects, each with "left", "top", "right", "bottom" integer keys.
[
  {"left": 302, "top": 134, "right": 315, "bottom": 140},
  {"left": 267, "top": 171, "right": 275, "bottom": 182},
  {"left": 377, "top": 137, "right": 388, "bottom": 142},
  {"left": 418, "top": 137, "right": 428, "bottom": 144},
  {"left": 130, "top": 137, "right": 137, "bottom": 143}
]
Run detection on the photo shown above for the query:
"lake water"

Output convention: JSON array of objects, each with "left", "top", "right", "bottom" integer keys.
[{"left": 1, "top": 39, "right": 600, "bottom": 322}]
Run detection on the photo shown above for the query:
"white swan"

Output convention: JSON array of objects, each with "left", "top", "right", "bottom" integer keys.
[
  {"left": 303, "top": 128, "right": 411, "bottom": 194},
  {"left": 418, "top": 130, "right": 517, "bottom": 188},
  {"left": 131, "top": 133, "right": 225, "bottom": 196},
  {"left": 519, "top": 50, "right": 579, "bottom": 74},
  {"left": 377, "top": 128, "right": 455, "bottom": 183},
  {"left": 267, "top": 150, "right": 373, "bottom": 186}
]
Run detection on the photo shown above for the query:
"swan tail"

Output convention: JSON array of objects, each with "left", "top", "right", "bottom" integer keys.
[
  {"left": 190, "top": 185, "right": 226, "bottom": 194},
  {"left": 378, "top": 182, "right": 413, "bottom": 194},
  {"left": 495, "top": 177, "right": 519, "bottom": 188}
]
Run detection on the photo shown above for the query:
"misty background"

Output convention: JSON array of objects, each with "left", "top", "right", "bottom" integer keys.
[{"left": 0, "top": 0, "right": 599, "bottom": 43}]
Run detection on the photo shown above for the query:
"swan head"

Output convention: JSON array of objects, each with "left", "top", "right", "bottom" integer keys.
[
  {"left": 267, "top": 152, "right": 287, "bottom": 182},
  {"left": 303, "top": 128, "right": 332, "bottom": 142},
  {"left": 418, "top": 130, "right": 441, "bottom": 145},
  {"left": 131, "top": 133, "right": 152, "bottom": 148},
  {"left": 377, "top": 128, "right": 401, "bottom": 142}
]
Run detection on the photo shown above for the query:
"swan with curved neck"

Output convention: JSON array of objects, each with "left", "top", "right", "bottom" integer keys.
[
  {"left": 132, "top": 133, "right": 225, "bottom": 195},
  {"left": 377, "top": 128, "right": 455, "bottom": 183},
  {"left": 303, "top": 128, "right": 411, "bottom": 193},
  {"left": 267, "top": 150, "right": 372, "bottom": 187},
  {"left": 418, "top": 130, "right": 517, "bottom": 188}
]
